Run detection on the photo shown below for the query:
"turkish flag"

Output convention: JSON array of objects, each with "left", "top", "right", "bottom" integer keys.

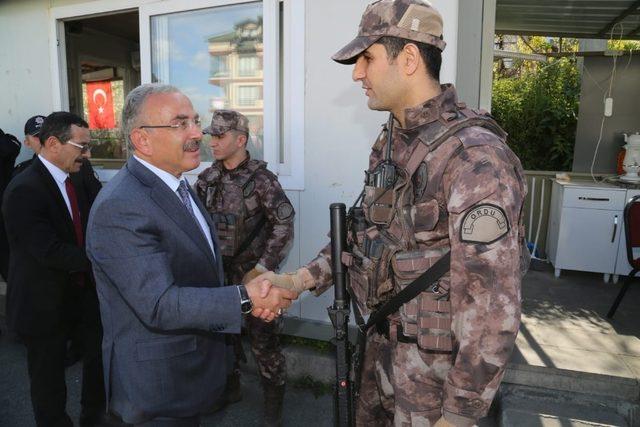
[{"left": 86, "top": 81, "right": 115, "bottom": 129}]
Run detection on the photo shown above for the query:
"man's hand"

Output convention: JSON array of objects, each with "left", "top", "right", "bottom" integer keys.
[
  {"left": 262, "top": 268, "right": 315, "bottom": 295},
  {"left": 244, "top": 274, "right": 298, "bottom": 322}
]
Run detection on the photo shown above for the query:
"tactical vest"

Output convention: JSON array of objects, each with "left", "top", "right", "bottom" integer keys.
[
  {"left": 203, "top": 161, "right": 266, "bottom": 258},
  {"left": 343, "top": 104, "right": 528, "bottom": 352}
]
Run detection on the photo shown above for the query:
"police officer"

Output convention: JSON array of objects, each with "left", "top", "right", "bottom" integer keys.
[
  {"left": 12, "top": 115, "right": 47, "bottom": 177},
  {"left": 195, "top": 110, "right": 294, "bottom": 427},
  {"left": 266, "top": 1, "right": 527, "bottom": 426}
]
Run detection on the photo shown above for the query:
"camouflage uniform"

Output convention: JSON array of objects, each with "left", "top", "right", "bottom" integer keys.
[
  {"left": 305, "top": 85, "right": 526, "bottom": 425},
  {"left": 195, "top": 153, "right": 294, "bottom": 387}
]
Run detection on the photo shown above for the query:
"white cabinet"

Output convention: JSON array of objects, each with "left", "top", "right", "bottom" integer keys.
[{"left": 547, "top": 181, "right": 626, "bottom": 280}]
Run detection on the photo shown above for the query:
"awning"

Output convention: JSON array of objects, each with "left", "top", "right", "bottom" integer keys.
[{"left": 496, "top": 0, "right": 640, "bottom": 40}]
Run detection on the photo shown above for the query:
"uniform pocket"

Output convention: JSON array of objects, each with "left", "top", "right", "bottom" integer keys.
[
  {"left": 392, "top": 249, "right": 452, "bottom": 352},
  {"left": 411, "top": 199, "right": 440, "bottom": 231},
  {"left": 363, "top": 185, "right": 395, "bottom": 226},
  {"left": 347, "top": 258, "right": 374, "bottom": 316}
]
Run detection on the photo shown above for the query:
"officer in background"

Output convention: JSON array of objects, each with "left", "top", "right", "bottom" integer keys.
[
  {"left": 0, "top": 128, "right": 21, "bottom": 280},
  {"left": 266, "top": 1, "right": 527, "bottom": 426},
  {"left": 195, "top": 110, "right": 294, "bottom": 427},
  {"left": 13, "top": 115, "right": 102, "bottom": 206},
  {"left": 12, "top": 115, "right": 47, "bottom": 177}
]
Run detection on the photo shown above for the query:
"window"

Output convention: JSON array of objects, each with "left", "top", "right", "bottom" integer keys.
[
  {"left": 210, "top": 56, "right": 229, "bottom": 78},
  {"left": 237, "top": 85, "right": 261, "bottom": 106},
  {"left": 238, "top": 55, "right": 260, "bottom": 77},
  {"left": 132, "top": 0, "right": 303, "bottom": 188}
]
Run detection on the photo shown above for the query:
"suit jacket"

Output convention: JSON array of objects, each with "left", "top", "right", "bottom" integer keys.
[
  {"left": 86, "top": 157, "right": 241, "bottom": 423},
  {"left": 13, "top": 155, "right": 102, "bottom": 204},
  {"left": 2, "top": 156, "right": 91, "bottom": 335},
  {"left": 0, "top": 131, "right": 21, "bottom": 279}
]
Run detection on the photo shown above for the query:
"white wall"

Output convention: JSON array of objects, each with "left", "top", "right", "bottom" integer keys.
[
  {"left": 0, "top": 0, "right": 460, "bottom": 328},
  {"left": 0, "top": 0, "right": 54, "bottom": 163},
  {"left": 293, "top": 0, "right": 460, "bottom": 323}
]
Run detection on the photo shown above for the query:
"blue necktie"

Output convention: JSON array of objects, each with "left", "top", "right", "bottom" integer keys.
[
  {"left": 177, "top": 180, "right": 198, "bottom": 221},
  {"left": 177, "top": 181, "right": 215, "bottom": 260}
]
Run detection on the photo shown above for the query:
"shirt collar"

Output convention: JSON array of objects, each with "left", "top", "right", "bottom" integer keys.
[
  {"left": 38, "top": 154, "right": 69, "bottom": 185},
  {"left": 401, "top": 84, "right": 459, "bottom": 130},
  {"left": 213, "top": 150, "right": 251, "bottom": 173},
  {"left": 133, "top": 155, "right": 184, "bottom": 192}
]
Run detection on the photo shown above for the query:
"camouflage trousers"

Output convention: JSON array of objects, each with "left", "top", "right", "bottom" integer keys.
[
  {"left": 356, "top": 327, "right": 453, "bottom": 427},
  {"left": 235, "top": 315, "right": 286, "bottom": 387}
]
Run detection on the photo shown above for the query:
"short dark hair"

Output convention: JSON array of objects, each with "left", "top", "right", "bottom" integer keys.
[
  {"left": 39, "top": 112, "right": 89, "bottom": 146},
  {"left": 377, "top": 36, "right": 442, "bottom": 82}
]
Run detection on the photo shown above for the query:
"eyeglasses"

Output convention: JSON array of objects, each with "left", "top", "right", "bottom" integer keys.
[
  {"left": 65, "top": 140, "right": 92, "bottom": 154},
  {"left": 139, "top": 118, "right": 202, "bottom": 131}
]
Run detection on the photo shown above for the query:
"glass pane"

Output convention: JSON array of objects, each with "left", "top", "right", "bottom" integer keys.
[{"left": 150, "top": 2, "right": 264, "bottom": 162}]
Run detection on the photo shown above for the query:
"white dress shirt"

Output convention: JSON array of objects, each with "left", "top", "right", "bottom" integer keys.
[
  {"left": 134, "top": 156, "right": 215, "bottom": 257},
  {"left": 38, "top": 154, "right": 72, "bottom": 218}
]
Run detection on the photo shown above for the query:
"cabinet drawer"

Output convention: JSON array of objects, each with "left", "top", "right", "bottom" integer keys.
[{"left": 563, "top": 187, "right": 626, "bottom": 210}]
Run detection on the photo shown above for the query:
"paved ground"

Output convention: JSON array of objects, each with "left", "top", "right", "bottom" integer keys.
[
  {"left": 2, "top": 263, "right": 639, "bottom": 426},
  {"left": 515, "top": 263, "right": 640, "bottom": 380},
  {"left": 0, "top": 321, "right": 333, "bottom": 427}
]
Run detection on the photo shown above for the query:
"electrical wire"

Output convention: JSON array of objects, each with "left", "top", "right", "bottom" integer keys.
[{"left": 589, "top": 23, "right": 624, "bottom": 183}]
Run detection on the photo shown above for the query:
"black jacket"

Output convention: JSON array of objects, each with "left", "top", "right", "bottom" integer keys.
[
  {"left": 2, "top": 156, "right": 92, "bottom": 335},
  {"left": 0, "top": 131, "right": 21, "bottom": 279},
  {"left": 13, "top": 155, "right": 102, "bottom": 206}
]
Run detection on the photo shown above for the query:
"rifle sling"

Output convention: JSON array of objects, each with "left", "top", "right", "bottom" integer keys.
[
  {"left": 357, "top": 251, "right": 451, "bottom": 333},
  {"left": 232, "top": 215, "right": 267, "bottom": 259}
]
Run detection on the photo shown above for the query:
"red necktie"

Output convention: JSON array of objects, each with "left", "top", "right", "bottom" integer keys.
[
  {"left": 65, "top": 178, "right": 86, "bottom": 287},
  {"left": 65, "top": 177, "right": 83, "bottom": 247}
]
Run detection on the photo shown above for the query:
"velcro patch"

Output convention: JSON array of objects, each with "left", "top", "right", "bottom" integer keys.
[{"left": 460, "top": 204, "right": 509, "bottom": 244}]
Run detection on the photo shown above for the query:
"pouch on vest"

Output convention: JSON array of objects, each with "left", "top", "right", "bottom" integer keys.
[
  {"left": 391, "top": 247, "right": 452, "bottom": 352},
  {"left": 210, "top": 213, "right": 239, "bottom": 257},
  {"left": 346, "top": 227, "right": 396, "bottom": 315},
  {"left": 363, "top": 185, "right": 396, "bottom": 226}
]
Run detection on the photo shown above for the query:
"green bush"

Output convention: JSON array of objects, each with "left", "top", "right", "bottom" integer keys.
[{"left": 492, "top": 57, "right": 580, "bottom": 171}]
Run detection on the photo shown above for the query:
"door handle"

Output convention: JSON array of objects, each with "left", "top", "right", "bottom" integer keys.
[
  {"left": 579, "top": 197, "right": 610, "bottom": 202},
  {"left": 611, "top": 215, "right": 618, "bottom": 243}
]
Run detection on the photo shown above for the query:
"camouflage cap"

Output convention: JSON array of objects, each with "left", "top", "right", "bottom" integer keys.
[
  {"left": 332, "top": 0, "right": 446, "bottom": 65},
  {"left": 203, "top": 110, "right": 249, "bottom": 136}
]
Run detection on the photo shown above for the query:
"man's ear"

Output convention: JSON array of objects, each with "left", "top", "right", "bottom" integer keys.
[
  {"left": 130, "top": 128, "right": 153, "bottom": 156},
  {"left": 43, "top": 136, "right": 60, "bottom": 152},
  {"left": 237, "top": 133, "right": 248, "bottom": 148},
  {"left": 401, "top": 43, "right": 421, "bottom": 76}
]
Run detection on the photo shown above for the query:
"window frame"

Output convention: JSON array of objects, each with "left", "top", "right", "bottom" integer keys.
[{"left": 50, "top": 0, "right": 305, "bottom": 190}]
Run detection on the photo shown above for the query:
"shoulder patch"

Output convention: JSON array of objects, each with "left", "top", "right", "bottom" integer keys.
[
  {"left": 243, "top": 179, "right": 256, "bottom": 197},
  {"left": 460, "top": 204, "right": 509, "bottom": 244},
  {"left": 276, "top": 202, "right": 294, "bottom": 220}
]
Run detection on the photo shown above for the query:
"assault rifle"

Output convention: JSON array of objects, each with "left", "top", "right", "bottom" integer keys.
[{"left": 327, "top": 203, "right": 353, "bottom": 427}]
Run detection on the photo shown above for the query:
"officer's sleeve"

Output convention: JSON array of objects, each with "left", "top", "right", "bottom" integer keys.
[
  {"left": 256, "top": 172, "right": 295, "bottom": 271},
  {"left": 304, "top": 243, "right": 333, "bottom": 295},
  {"left": 441, "top": 146, "right": 524, "bottom": 425}
]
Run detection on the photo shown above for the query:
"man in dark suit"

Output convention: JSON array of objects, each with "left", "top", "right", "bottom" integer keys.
[
  {"left": 2, "top": 112, "right": 105, "bottom": 427},
  {"left": 13, "top": 114, "right": 102, "bottom": 205},
  {"left": 86, "top": 83, "right": 297, "bottom": 426},
  {"left": 0, "top": 129, "right": 21, "bottom": 280}
]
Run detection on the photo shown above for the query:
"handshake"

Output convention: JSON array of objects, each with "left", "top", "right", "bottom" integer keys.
[{"left": 242, "top": 265, "right": 316, "bottom": 322}]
